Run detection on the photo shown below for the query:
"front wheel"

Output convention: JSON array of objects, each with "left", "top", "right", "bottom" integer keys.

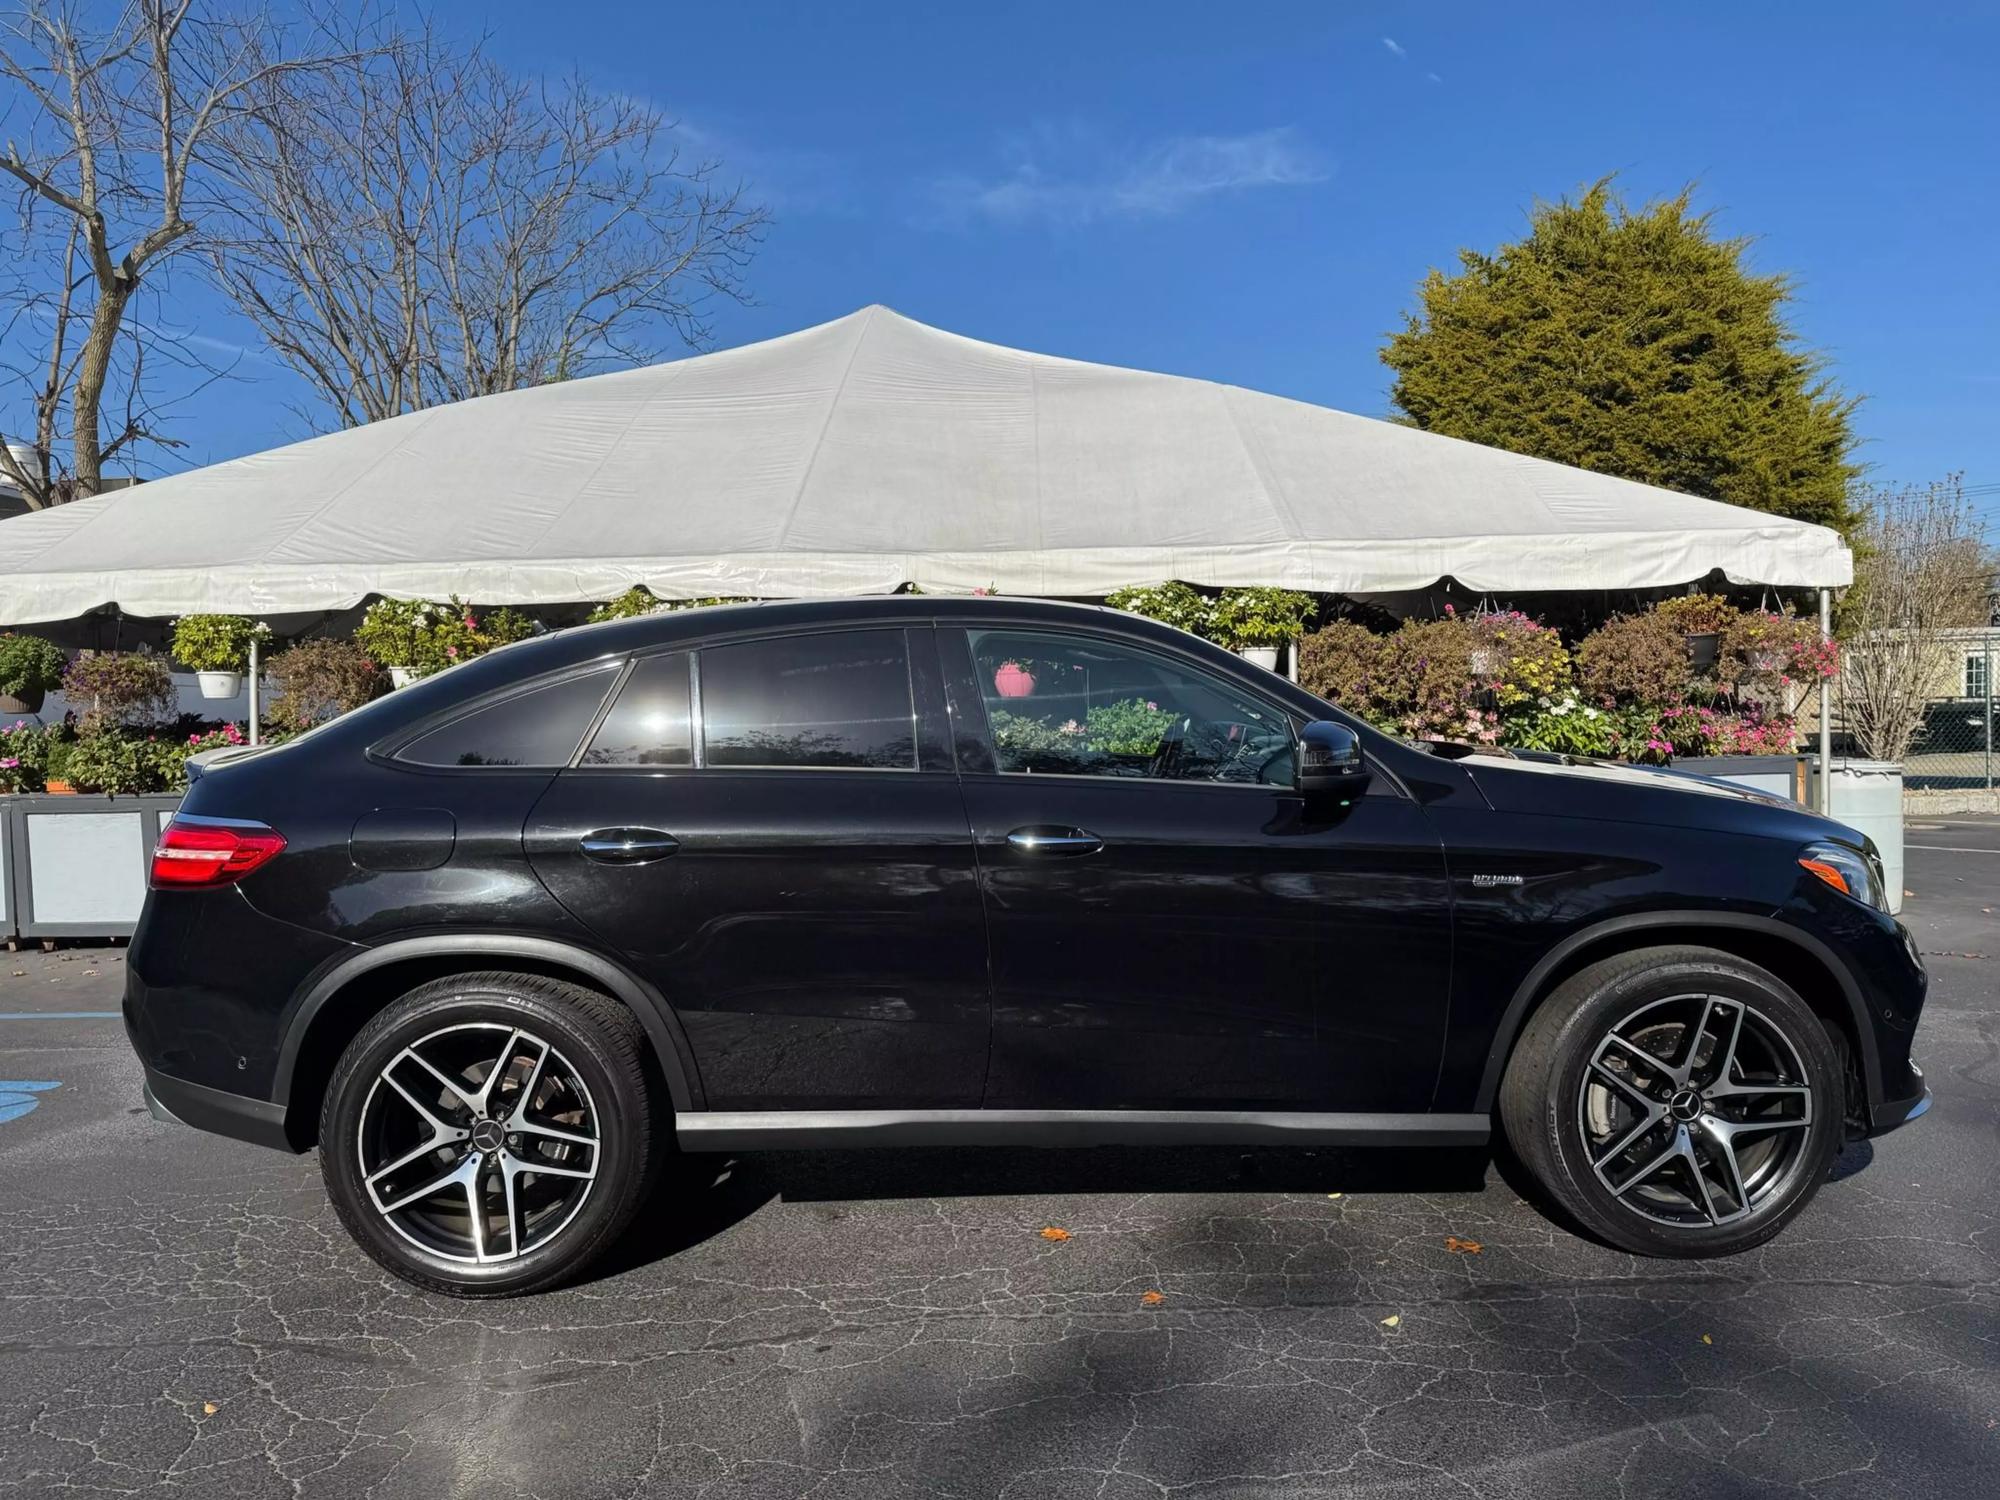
[
  {"left": 319, "top": 972, "right": 659, "bottom": 1296},
  {"left": 1500, "top": 946, "right": 1845, "bottom": 1258}
]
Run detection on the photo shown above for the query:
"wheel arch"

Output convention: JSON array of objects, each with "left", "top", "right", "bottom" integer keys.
[
  {"left": 273, "top": 935, "right": 703, "bottom": 1150},
  {"left": 1471, "top": 912, "right": 1880, "bottom": 1116}
]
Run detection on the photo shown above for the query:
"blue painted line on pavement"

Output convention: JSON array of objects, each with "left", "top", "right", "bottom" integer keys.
[
  {"left": 0, "top": 1080, "right": 61, "bottom": 1124},
  {"left": 0, "top": 1011, "right": 121, "bottom": 1019}
]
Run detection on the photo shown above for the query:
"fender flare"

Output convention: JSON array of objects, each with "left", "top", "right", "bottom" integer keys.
[
  {"left": 1470, "top": 910, "right": 1880, "bottom": 1113},
  {"left": 272, "top": 934, "right": 703, "bottom": 1117}
]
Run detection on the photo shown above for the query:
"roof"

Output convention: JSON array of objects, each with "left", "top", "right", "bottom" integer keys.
[{"left": 0, "top": 305, "right": 1851, "bottom": 625}]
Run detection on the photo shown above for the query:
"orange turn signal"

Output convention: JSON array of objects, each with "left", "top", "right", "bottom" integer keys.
[{"left": 1798, "top": 856, "right": 1850, "bottom": 895}]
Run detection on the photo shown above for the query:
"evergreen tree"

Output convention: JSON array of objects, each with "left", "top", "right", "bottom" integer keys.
[{"left": 1381, "top": 181, "right": 1860, "bottom": 533}]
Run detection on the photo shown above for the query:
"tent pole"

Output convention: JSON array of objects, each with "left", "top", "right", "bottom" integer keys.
[
  {"left": 247, "top": 634, "right": 261, "bottom": 747},
  {"left": 1817, "top": 587, "right": 1832, "bottom": 814}
]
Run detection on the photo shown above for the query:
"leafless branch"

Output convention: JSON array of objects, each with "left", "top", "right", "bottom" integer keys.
[{"left": 206, "top": 11, "right": 766, "bottom": 429}]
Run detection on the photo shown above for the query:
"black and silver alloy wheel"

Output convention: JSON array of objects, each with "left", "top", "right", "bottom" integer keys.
[
  {"left": 359, "top": 1022, "right": 601, "bottom": 1265},
  {"left": 1502, "top": 945, "right": 1844, "bottom": 1259},
  {"left": 1577, "top": 994, "right": 1813, "bottom": 1228},
  {"left": 321, "top": 973, "right": 659, "bottom": 1297}
]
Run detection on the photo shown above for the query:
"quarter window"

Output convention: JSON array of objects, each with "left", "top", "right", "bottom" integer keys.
[
  {"left": 580, "top": 653, "right": 693, "bottom": 766},
  {"left": 699, "top": 630, "right": 917, "bottom": 770},
  {"left": 968, "top": 629, "right": 1294, "bottom": 785},
  {"left": 397, "top": 668, "right": 618, "bottom": 768}
]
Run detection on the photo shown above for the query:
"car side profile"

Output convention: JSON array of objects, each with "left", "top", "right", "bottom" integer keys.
[{"left": 126, "top": 597, "right": 1929, "bottom": 1296}]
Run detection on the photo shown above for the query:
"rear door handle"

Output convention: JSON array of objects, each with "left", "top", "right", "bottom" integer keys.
[
  {"left": 1005, "top": 826, "right": 1103, "bottom": 856},
  {"left": 580, "top": 827, "right": 679, "bottom": 864}
]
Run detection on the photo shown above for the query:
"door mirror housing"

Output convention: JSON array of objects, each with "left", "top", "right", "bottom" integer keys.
[{"left": 1295, "top": 720, "right": 1371, "bottom": 802}]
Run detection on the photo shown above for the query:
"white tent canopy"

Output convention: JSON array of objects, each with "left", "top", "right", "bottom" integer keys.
[{"left": 0, "top": 305, "right": 1851, "bottom": 625}]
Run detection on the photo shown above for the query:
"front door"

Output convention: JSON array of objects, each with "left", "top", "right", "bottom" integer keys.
[
  {"left": 527, "top": 626, "right": 989, "bottom": 1110},
  {"left": 944, "top": 625, "right": 1453, "bottom": 1112}
]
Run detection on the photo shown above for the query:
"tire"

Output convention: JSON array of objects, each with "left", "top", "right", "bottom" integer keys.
[
  {"left": 319, "top": 971, "right": 659, "bottom": 1297},
  {"left": 1499, "top": 945, "right": 1844, "bottom": 1258}
]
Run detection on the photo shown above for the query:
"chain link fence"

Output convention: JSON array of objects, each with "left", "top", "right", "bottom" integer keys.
[{"left": 1861, "top": 627, "right": 2000, "bottom": 790}]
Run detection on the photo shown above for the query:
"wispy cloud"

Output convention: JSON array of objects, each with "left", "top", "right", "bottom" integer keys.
[
  {"left": 922, "top": 124, "right": 1328, "bottom": 229},
  {"left": 653, "top": 110, "right": 853, "bottom": 217},
  {"left": 1381, "top": 36, "right": 1407, "bottom": 59}
]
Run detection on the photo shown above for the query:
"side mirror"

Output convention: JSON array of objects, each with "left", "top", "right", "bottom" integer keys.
[{"left": 1296, "top": 720, "right": 1371, "bottom": 802}]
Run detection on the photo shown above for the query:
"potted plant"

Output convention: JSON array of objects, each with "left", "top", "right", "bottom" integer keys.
[
  {"left": 265, "top": 638, "right": 385, "bottom": 731},
  {"left": 357, "top": 597, "right": 536, "bottom": 685},
  {"left": 1104, "top": 581, "right": 1214, "bottom": 636},
  {"left": 61, "top": 650, "right": 175, "bottom": 733},
  {"left": 1655, "top": 595, "right": 1736, "bottom": 676},
  {"left": 169, "top": 614, "right": 271, "bottom": 699},
  {"left": 0, "top": 632, "right": 66, "bottom": 715},
  {"left": 1207, "top": 588, "right": 1317, "bottom": 672}
]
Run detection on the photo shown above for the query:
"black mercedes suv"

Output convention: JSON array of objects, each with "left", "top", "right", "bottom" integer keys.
[{"left": 127, "top": 597, "right": 1929, "bottom": 1295}]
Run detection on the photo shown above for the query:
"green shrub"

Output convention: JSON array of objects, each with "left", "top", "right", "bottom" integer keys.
[
  {"left": 1085, "top": 697, "right": 1178, "bottom": 756},
  {"left": 0, "top": 632, "right": 66, "bottom": 701},
  {"left": 1207, "top": 588, "right": 1317, "bottom": 648},
  {"left": 587, "top": 587, "right": 747, "bottom": 623},
  {"left": 64, "top": 731, "right": 166, "bottom": 795},
  {"left": 168, "top": 614, "right": 269, "bottom": 672}
]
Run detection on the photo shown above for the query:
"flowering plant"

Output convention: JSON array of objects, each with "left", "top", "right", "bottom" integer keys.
[
  {"left": 355, "top": 597, "right": 535, "bottom": 676},
  {"left": 168, "top": 615, "right": 271, "bottom": 673},
  {"left": 586, "top": 587, "right": 745, "bottom": 623},
  {"left": 1105, "top": 581, "right": 1212, "bottom": 636},
  {"left": 1506, "top": 695, "right": 1614, "bottom": 756}
]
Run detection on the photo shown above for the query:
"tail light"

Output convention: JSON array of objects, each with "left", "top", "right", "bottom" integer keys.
[{"left": 151, "top": 817, "right": 287, "bottom": 888}]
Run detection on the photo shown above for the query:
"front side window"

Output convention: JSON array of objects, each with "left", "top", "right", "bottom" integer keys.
[
  {"left": 397, "top": 667, "right": 618, "bottom": 768},
  {"left": 967, "top": 629, "right": 1294, "bottom": 784},
  {"left": 699, "top": 630, "right": 916, "bottom": 770}
]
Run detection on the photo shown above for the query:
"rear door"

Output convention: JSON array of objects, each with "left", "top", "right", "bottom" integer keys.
[{"left": 525, "top": 625, "right": 989, "bottom": 1110}]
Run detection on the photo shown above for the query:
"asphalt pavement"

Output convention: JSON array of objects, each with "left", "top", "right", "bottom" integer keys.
[{"left": 2, "top": 825, "right": 1996, "bottom": 1498}]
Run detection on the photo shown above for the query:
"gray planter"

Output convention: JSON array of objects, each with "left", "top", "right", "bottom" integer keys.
[{"left": 0, "top": 792, "right": 182, "bottom": 941}]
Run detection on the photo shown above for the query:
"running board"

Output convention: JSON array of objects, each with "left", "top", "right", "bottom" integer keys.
[{"left": 676, "top": 1109, "right": 1490, "bottom": 1152}]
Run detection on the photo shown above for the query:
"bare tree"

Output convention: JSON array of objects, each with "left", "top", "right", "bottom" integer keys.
[
  {"left": 0, "top": 0, "right": 349, "bottom": 507},
  {"left": 1840, "top": 475, "right": 1995, "bottom": 762},
  {"left": 208, "top": 15, "right": 766, "bottom": 430}
]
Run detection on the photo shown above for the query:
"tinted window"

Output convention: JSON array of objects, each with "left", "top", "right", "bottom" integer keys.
[
  {"left": 969, "top": 630, "right": 1293, "bottom": 785},
  {"left": 700, "top": 631, "right": 916, "bottom": 769},
  {"left": 580, "top": 653, "right": 693, "bottom": 767},
  {"left": 398, "top": 668, "right": 617, "bottom": 768}
]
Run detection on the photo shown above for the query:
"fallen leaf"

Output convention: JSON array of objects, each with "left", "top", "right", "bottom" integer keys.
[
  {"left": 1444, "top": 1236, "right": 1483, "bottom": 1254},
  {"left": 1140, "top": 1290, "right": 1165, "bottom": 1306},
  {"left": 202, "top": 1401, "right": 217, "bottom": 1415},
  {"left": 1701, "top": 1334, "right": 1713, "bottom": 1346},
  {"left": 1039, "top": 1226, "right": 1070, "bottom": 1242},
  {"left": 1380, "top": 1314, "right": 1401, "bottom": 1328},
  {"left": 81, "top": 969, "right": 98, "bottom": 977},
  {"left": 1326, "top": 1193, "right": 1343, "bottom": 1200}
]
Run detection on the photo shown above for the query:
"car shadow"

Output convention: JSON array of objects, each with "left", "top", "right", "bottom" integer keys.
[{"left": 579, "top": 1140, "right": 1498, "bottom": 1285}]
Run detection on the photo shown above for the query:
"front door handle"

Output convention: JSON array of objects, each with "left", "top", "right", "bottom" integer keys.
[
  {"left": 580, "top": 827, "right": 679, "bottom": 864},
  {"left": 1005, "top": 826, "right": 1103, "bottom": 856}
]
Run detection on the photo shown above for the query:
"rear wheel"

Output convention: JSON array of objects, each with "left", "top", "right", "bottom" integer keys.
[
  {"left": 319, "top": 972, "right": 658, "bottom": 1296},
  {"left": 1500, "top": 946, "right": 1844, "bottom": 1258}
]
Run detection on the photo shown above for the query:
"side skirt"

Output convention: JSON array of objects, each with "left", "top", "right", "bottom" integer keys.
[{"left": 676, "top": 1109, "right": 1490, "bottom": 1153}]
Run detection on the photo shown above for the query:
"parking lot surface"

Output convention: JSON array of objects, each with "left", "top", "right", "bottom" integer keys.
[{"left": 3, "top": 826, "right": 1996, "bottom": 1498}]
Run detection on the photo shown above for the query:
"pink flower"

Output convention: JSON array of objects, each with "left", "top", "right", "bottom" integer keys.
[
  {"left": 444, "top": 646, "right": 459, "bottom": 658},
  {"left": 1146, "top": 700, "right": 1158, "bottom": 711}
]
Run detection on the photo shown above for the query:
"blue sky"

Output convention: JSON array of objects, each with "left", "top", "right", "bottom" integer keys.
[{"left": 140, "top": 2, "right": 2000, "bottom": 513}]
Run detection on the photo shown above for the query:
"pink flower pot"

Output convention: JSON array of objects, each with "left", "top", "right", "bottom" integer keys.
[{"left": 994, "top": 661, "right": 1036, "bottom": 698}]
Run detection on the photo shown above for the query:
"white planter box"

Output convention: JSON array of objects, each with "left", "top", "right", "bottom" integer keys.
[{"left": 195, "top": 670, "right": 245, "bottom": 700}]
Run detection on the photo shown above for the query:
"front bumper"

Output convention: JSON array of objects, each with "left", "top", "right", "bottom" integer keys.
[
  {"left": 141, "top": 1064, "right": 298, "bottom": 1153},
  {"left": 1867, "top": 1060, "right": 1931, "bottom": 1136}
]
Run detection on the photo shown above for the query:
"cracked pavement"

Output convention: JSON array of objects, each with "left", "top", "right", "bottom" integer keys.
[{"left": 3, "top": 824, "right": 1996, "bottom": 1498}]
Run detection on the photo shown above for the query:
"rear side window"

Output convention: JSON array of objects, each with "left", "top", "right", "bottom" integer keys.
[
  {"left": 397, "top": 668, "right": 617, "bottom": 768},
  {"left": 699, "top": 630, "right": 916, "bottom": 769},
  {"left": 580, "top": 653, "right": 693, "bottom": 767}
]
